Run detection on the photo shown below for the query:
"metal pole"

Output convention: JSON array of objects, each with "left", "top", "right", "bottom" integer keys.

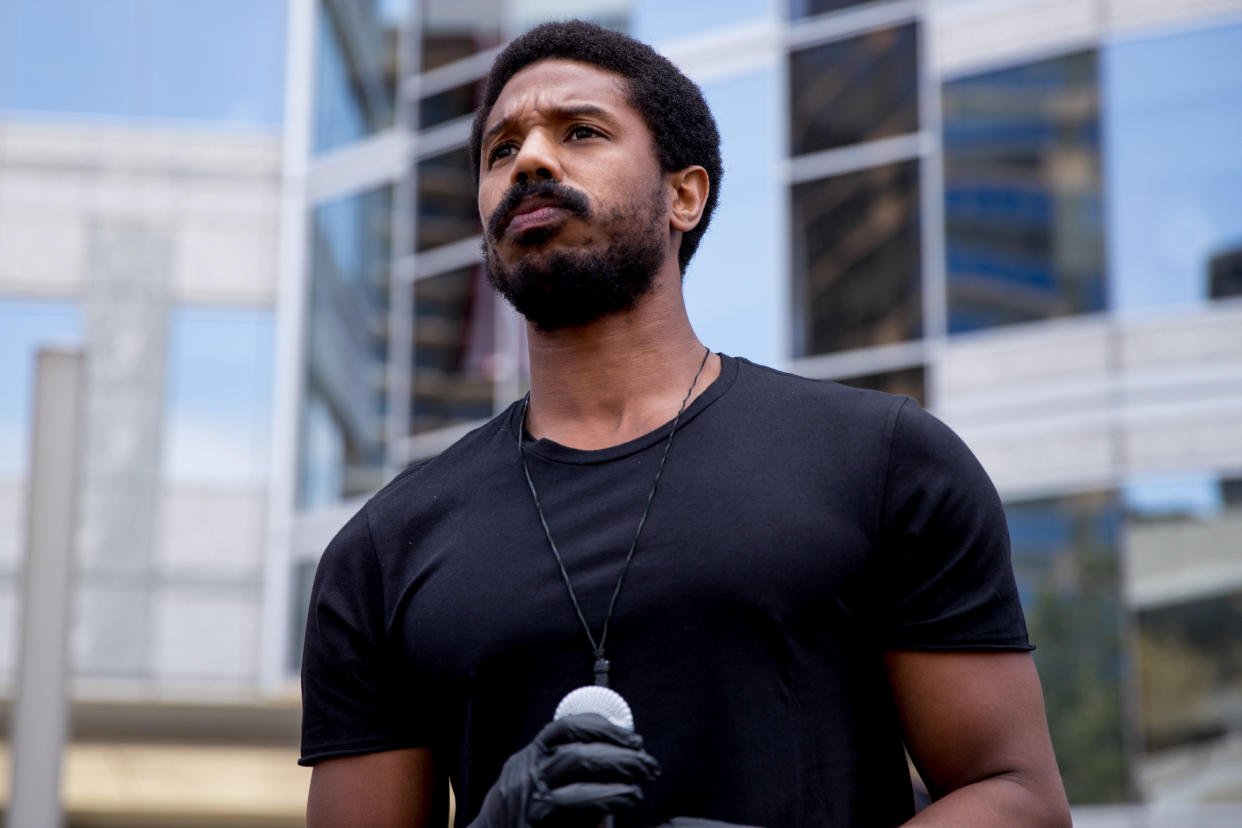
[{"left": 9, "top": 348, "right": 85, "bottom": 828}]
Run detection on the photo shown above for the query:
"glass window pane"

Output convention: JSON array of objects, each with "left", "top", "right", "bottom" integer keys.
[
  {"left": 162, "top": 307, "right": 274, "bottom": 487},
  {"left": 1124, "top": 472, "right": 1242, "bottom": 795},
  {"left": 412, "top": 265, "right": 499, "bottom": 434},
  {"left": 419, "top": 79, "right": 482, "bottom": 130},
  {"left": 420, "top": 0, "right": 503, "bottom": 72},
  {"left": 942, "top": 51, "right": 1104, "bottom": 334},
  {"left": 314, "top": 0, "right": 403, "bottom": 154},
  {"left": 1005, "top": 492, "right": 1131, "bottom": 804},
  {"left": 790, "top": 0, "right": 884, "bottom": 19},
  {"left": 2, "top": 0, "right": 285, "bottom": 128},
  {"left": 791, "top": 160, "right": 921, "bottom": 355},
  {"left": 1105, "top": 22, "right": 1242, "bottom": 312},
  {"left": 835, "top": 366, "right": 924, "bottom": 405},
  {"left": 301, "top": 186, "right": 393, "bottom": 508},
  {"left": 789, "top": 23, "right": 919, "bottom": 156},
  {"left": 417, "top": 147, "right": 481, "bottom": 252}
]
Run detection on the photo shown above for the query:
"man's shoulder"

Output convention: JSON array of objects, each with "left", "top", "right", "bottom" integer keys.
[
  {"left": 364, "top": 402, "right": 521, "bottom": 519},
  {"left": 730, "top": 355, "right": 910, "bottom": 423}
]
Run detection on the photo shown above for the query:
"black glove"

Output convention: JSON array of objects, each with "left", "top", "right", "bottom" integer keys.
[
  {"left": 652, "top": 820, "right": 763, "bottom": 828},
  {"left": 469, "top": 713, "right": 661, "bottom": 828}
]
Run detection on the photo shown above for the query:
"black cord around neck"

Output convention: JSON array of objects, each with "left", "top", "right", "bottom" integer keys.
[{"left": 517, "top": 347, "right": 711, "bottom": 687}]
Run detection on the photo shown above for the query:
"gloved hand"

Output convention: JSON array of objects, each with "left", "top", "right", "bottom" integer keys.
[
  {"left": 468, "top": 713, "right": 660, "bottom": 828},
  {"left": 653, "top": 819, "right": 763, "bottom": 828}
]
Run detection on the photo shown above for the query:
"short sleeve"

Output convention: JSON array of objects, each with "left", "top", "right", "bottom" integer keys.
[
  {"left": 876, "top": 398, "right": 1032, "bottom": 651},
  {"left": 299, "top": 504, "right": 425, "bottom": 765}
]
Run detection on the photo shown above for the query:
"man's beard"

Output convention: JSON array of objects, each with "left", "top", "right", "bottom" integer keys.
[{"left": 483, "top": 181, "right": 667, "bottom": 332}]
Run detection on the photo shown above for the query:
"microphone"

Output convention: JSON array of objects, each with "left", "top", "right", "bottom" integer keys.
[{"left": 555, "top": 686, "right": 635, "bottom": 828}]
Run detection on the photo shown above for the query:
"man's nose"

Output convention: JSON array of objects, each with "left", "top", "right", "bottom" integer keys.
[{"left": 511, "top": 130, "right": 562, "bottom": 185}]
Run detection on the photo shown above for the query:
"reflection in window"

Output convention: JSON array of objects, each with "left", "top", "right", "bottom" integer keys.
[
  {"left": 420, "top": 0, "right": 503, "bottom": 71},
  {"left": 1124, "top": 473, "right": 1242, "bottom": 791},
  {"left": 789, "top": 24, "right": 918, "bottom": 156},
  {"left": 162, "top": 307, "right": 274, "bottom": 486},
  {"left": 791, "top": 160, "right": 921, "bottom": 355},
  {"left": 834, "top": 365, "right": 923, "bottom": 405},
  {"left": 412, "top": 266, "right": 499, "bottom": 434},
  {"left": 301, "top": 187, "right": 393, "bottom": 508},
  {"left": 790, "top": 0, "right": 884, "bottom": 19},
  {"left": 1006, "top": 492, "right": 1130, "bottom": 804},
  {"left": 943, "top": 51, "right": 1104, "bottom": 334},
  {"left": 1, "top": 0, "right": 285, "bottom": 128},
  {"left": 314, "top": 0, "right": 403, "bottom": 154},
  {"left": 0, "top": 301, "right": 81, "bottom": 480},
  {"left": 417, "top": 147, "right": 481, "bottom": 252},
  {"left": 1210, "top": 247, "right": 1242, "bottom": 300},
  {"left": 1105, "top": 22, "right": 1242, "bottom": 312},
  {"left": 419, "top": 79, "right": 483, "bottom": 130}
]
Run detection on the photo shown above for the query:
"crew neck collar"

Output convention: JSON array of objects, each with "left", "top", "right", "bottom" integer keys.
[{"left": 507, "top": 353, "right": 738, "bottom": 465}]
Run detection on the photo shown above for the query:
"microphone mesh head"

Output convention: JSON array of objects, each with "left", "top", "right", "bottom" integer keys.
[{"left": 553, "top": 685, "right": 634, "bottom": 731}]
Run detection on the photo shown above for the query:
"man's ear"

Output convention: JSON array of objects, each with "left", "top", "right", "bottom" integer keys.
[{"left": 668, "top": 166, "right": 710, "bottom": 233}]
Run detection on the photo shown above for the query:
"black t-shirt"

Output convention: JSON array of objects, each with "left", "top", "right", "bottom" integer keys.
[{"left": 300, "top": 355, "right": 1031, "bottom": 828}]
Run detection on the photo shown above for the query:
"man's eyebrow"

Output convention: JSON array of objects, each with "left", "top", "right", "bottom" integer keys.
[{"left": 482, "top": 104, "right": 613, "bottom": 148}]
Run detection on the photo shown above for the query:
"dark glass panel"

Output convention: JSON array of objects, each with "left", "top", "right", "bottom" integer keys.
[
  {"left": 1210, "top": 246, "right": 1242, "bottom": 299},
  {"left": 834, "top": 365, "right": 924, "bottom": 405},
  {"left": 314, "top": 0, "right": 402, "bottom": 154},
  {"left": 789, "top": 23, "right": 918, "bottom": 156},
  {"left": 1137, "top": 593, "right": 1242, "bottom": 752},
  {"left": 942, "top": 51, "right": 1104, "bottom": 333},
  {"left": 419, "top": 78, "right": 483, "bottom": 129},
  {"left": 791, "top": 160, "right": 921, "bottom": 355},
  {"left": 790, "top": 0, "right": 884, "bottom": 18},
  {"left": 1124, "top": 473, "right": 1242, "bottom": 772},
  {"left": 417, "top": 147, "right": 481, "bottom": 251},
  {"left": 420, "top": 0, "right": 503, "bottom": 71},
  {"left": 301, "top": 187, "right": 392, "bottom": 507},
  {"left": 411, "top": 266, "right": 497, "bottom": 433},
  {"left": 1006, "top": 492, "right": 1131, "bottom": 804}
]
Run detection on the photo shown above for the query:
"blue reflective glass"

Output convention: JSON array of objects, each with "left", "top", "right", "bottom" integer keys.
[
  {"left": 943, "top": 51, "right": 1105, "bottom": 333},
  {"left": 790, "top": 0, "right": 884, "bottom": 18},
  {"left": 632, "top": 0, "right": 767, "bottom": 41},
  {"left": 162, "top": 307, "right": 275, "bottom": 486},
  {"left": 1005, "top": 492, "right": 1130, "bottom": 804},
  {"left": 313, "top": 0, "right": 400, "bottom": 154},
  {"left": 0, "top": 301, "right": 81, "bottom": 479},
  {"left": 301, "top": 186, "right": 393, "bottom": 507},
  {"left": 1105, "top": 22, "right": 1242, "bottom": 311},
  {"left": 1, "top": 0, "right": 285, "bottom": 127}
]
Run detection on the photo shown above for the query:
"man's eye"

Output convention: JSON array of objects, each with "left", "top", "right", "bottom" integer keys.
[
  {"left": 488, "top": 143, "right": 515, "bottom": 165},
  {"left": 569, "top": 125, "right": 599, "bottom": 140}
]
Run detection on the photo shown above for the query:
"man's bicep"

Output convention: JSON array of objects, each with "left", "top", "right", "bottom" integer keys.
[
  {"left": 308, "top": 747, "right": 435, "bottom": 828},
  {"left": 883, "top": 650, "right": 1062, "bottom": 799}
]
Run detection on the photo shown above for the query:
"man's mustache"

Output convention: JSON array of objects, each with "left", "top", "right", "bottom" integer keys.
[{"left": 486, "top": 180, "right": 591, "bottom": 241}]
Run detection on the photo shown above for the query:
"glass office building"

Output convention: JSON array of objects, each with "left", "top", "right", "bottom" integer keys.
[
  {"left": 289, "top": 1, "right": 1242, "bottom": 822},
  {"left": 1, "top": 0, "right": 1240, "bottom": 824}
]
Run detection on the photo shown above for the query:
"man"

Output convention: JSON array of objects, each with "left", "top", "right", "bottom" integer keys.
[{"left": 300, "top": 20, "right": 1070, "bottom": 828}]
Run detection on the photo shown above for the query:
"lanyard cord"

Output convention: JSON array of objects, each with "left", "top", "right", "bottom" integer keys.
[{"left": 517, "top": 347, "right": 711, "bottom": 687}]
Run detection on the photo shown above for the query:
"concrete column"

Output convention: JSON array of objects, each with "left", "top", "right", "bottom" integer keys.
[{"left": 9, "top": 348, "right": 86, "bottom": 828}]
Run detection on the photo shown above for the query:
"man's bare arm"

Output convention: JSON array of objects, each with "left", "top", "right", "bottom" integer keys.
[
  {"left": 307, "top": 747, "right": 434, "bottom": 828},
  {"left": 884, "top": 650, "right": 1071, "bottom": 828}
]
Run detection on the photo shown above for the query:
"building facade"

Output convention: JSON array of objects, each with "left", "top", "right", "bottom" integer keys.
[
  {"left": 288, "top": 0, "right": 1242, "bottom": 823},
  {"left": 0, "top": 0, "right": 1240, "bottom": 824}
]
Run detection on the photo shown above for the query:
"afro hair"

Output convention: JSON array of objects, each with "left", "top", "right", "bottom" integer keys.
[{"left": 470, "top": 20, "right": 722, "bottom": 274}]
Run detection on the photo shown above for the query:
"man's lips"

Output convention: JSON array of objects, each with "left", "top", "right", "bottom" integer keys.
[{"left": 506, "top": 204, "right": 570, "bottom": 236}]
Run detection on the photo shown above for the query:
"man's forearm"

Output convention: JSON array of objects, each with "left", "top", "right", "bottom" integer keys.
[{"left": 901, "top": 772, "right": 1072, "bottom": 828}]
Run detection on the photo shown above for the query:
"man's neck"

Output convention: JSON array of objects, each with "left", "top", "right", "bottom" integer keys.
[{"left": 523, "top": 280, "right": 721, "bottom": 450}]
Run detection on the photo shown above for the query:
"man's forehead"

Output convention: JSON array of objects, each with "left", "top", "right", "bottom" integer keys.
[{"left": 485, "top": 59, "right": 632, "bottom": 130}]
